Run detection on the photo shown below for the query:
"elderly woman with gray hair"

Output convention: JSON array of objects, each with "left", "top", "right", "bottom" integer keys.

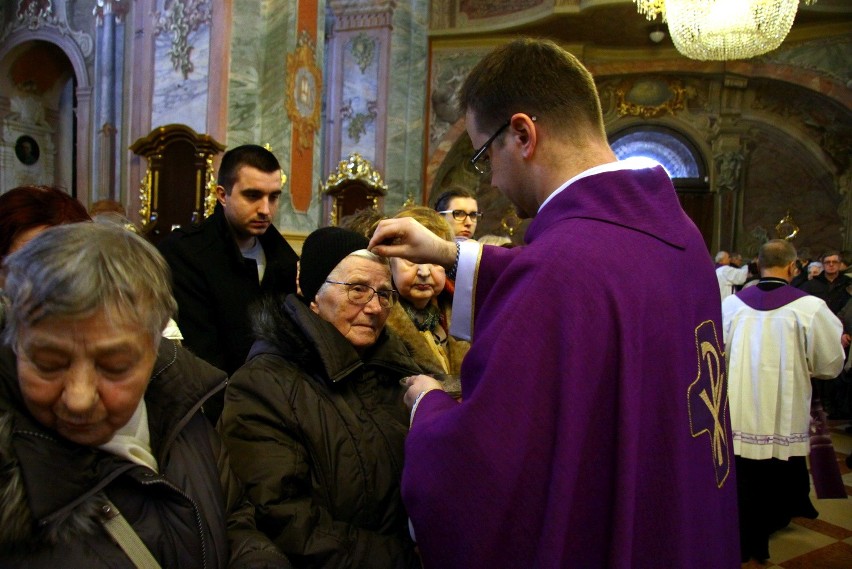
[
  {"left": 0, "top": 222, "right": 289, "bottom": 568},
  {"left": 219, "top": 226, "right": 422, "bottom": 568}
]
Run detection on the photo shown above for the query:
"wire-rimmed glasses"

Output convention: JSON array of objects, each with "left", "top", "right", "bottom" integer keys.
[
  {"left": 469, "top": 116, "right": 537, "bottom": 175},
  {"left": 469, "top": 120, "right": 510, "bottom": 175},
  {"left": 324, "top": 280, "right": 399, "bottom": 308}
]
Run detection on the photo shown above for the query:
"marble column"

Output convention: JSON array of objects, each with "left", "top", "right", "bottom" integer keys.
[{"left": 93, "top": 0, "right": 128, "bottom": 202}]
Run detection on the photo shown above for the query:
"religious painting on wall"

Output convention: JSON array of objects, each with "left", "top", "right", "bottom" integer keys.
[
  {"left": 15, "top": 135, "right": 39, "bottom": 165},
  {"left": 339, "top": 32, "right": 379, "bottom": 159},
  {"left": 428, "top": 43, "right": 493, "bottom": 156},
  {"left": 151, "top": 0, "right": 212, "bottom": 132}
]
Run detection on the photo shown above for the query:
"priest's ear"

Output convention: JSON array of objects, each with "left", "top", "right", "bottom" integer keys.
[{"left": 787, "top": 261, "right": 798, "bottom": 279}]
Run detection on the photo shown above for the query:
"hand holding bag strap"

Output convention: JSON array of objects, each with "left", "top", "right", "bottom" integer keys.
[{"left": 98, "top": 499, "right": 162, "bottom": 569}]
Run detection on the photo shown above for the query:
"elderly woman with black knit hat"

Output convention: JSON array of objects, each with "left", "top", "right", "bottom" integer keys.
[{"left": 219, "top": 227, "right": 423, "bottom": 568}]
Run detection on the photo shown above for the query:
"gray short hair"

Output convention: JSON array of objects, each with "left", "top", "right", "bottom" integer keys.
[
  {"left": 2, "top": 222, "right": 176, "bottom": 346},
  {"left": 758, "top": 239, "right": 797, "bottom": 269},
  {"left": 347, "top": 248, "right": 388, "bottom": 266}
]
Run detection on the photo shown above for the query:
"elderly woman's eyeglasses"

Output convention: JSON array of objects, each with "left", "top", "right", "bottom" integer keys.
[
  {"left": 437, "top": 210, "right": 483, "bottom": 221},
  {"left": 325, "top": 280, "right": 399, "bottom": 308}
]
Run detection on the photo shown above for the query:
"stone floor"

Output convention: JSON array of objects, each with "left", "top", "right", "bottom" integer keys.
[{"left": 762, "top": 420, "right": 852, "bottom": 569}]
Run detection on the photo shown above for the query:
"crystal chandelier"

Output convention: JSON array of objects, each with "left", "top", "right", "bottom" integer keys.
[
  {"left": 633, "top": 0, "right": 819, "bottom": 61},
  {"left": 634, "top": 0, "right": 667, "bottom": 21}
]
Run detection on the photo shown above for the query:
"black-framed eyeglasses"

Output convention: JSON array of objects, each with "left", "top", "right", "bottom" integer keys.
[
  {"left": 469, "top": 116, "right": 536, "bottom": 175},
  {"left": 469, "top": 120, "right": 510, "bottom": 175},
  {"left": 437, "top": 210, "right": 483, "bottom": 222},
  {"left": 324, "top": 280, "right": 399, "bottom": 308}
]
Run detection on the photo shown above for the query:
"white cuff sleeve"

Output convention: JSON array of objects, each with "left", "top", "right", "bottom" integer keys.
[
  {"left": 410, "top": 388, "right": 439, "bottom": 425},
  {"left": 448, "top": 240, "right": 480, "bottom": 341}
]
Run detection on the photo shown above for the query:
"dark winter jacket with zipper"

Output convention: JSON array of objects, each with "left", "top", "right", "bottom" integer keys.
[
  {"left": 219, "top": 294, "right": 423, "bottom": 569},
  {"left": 0, "top": 340, "right": 291, "bottom": 569}
]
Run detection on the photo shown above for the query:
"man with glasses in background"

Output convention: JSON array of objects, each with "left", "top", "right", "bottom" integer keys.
[
  {"left": 432, "top": 187, "right": 481, "bottom": 240},
  {"left": 800, "top": 250, "right": 852, "bottom": 420},
  {"left": 800, "top": 250, "right": 851, "bottom": 314},
  {"left": 370, "top": 38, "right": 739, "bottom": 568}
]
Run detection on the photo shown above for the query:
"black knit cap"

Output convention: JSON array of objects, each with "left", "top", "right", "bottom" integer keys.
[{"left": 299, "top": 226, "right": 369, "bottom": 303}]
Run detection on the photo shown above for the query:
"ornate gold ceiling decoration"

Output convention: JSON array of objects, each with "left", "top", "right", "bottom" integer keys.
[{"left": 615, "top": 78, "right": 689, "bottom": 118}]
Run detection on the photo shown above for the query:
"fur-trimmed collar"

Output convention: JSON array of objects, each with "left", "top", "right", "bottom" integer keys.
[
  {"left": 385, "top": 300, "right": 470, "bottom": 377},
  {"left": 0, "top": 412, "right": 35, "bottom": 552},
  {"left": 0, "top": 410, "right": 113, "bottom": 554}
]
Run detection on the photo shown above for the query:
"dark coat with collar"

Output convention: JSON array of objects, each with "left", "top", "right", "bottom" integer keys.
[
  {"left": 799, "top": 271, "right": 852, "bottom": 314},
  {"left": 0, "top": 340, "right": 291, "bottom": 569},
  {"left": 219, "top": 294, "right": 422, "bottom": 569},
  {"left": 158, "top": 205, "right": 299, "bottom": 376}
]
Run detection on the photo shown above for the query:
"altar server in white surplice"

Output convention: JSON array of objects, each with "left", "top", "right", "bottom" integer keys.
[{"left": 722, "top": 238, "right": 844, "bottom": 566}]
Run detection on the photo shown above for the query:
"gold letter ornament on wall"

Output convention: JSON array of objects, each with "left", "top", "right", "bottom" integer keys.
[{"left": 287, "top": 31, "right": 322, "bottom": 151}]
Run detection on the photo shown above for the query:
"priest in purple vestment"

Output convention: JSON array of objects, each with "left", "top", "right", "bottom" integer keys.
[{"left": 369, "top": 38, "right": 740, "bottom": 569}]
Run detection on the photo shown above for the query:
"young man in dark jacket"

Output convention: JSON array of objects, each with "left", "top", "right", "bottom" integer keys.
[{"left": 158, "top": 144, "right": 299, "bottom": 377}]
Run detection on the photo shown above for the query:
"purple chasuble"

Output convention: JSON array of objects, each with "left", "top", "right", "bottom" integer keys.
[
  {"left": 402, "top": 165, "right": 740, "bottom": 568},
  {"left": 736, "top": 283, "right": 808, "bottom": 311}
]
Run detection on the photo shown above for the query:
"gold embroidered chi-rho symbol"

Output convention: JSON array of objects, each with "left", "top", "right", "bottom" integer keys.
[{"left": 687, "top": 320, "right": 731, "bottom": 488}]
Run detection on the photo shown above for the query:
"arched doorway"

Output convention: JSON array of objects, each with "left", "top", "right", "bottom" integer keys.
[
  {"left": 0, "top": 27, "right": 91, "bottom": 202},
  {"left": 0, "top": 41, "right": 75, "bottom": 193}
]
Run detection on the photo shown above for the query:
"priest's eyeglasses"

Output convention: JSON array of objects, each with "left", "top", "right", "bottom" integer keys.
[
  {"left": 437, "top": 210, "right": 483, "bottom": 221},
  {"left": 325, "top": 280, "right": 399, "bottom": 308},
  {"left": 469, "top": 120, "right": 510, "bottom": 175},
  {"left": 469, "top": 116, "right": 536, "bottom": 175}
]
